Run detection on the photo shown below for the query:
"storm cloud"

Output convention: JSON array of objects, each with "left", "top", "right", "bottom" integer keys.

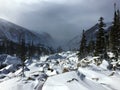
[{"left": 0, "top": 0, "right": 120, "bottom": 42}]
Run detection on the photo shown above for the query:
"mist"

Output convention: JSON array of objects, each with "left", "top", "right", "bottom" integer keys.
[{"left": 0, "top": 0, "right": 120, "bottom": 43}]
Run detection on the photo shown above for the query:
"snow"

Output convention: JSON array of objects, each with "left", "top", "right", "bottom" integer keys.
[
  {"left": 99, "top": 60, "right": 109, "bottom": 70},
  {"left": 46, "top": 53, "right": 65, "bottom": 60},
  {"left": 0, "top": 77, "right": 37, "bottom": 90},
  {"left": 0, "top": 51, "right": 120, "bottom": 90},
  {"left": 107, "top": 52, "right": 115, "bottom": 58},
  {"left": 3, "top": 55, "right": 21, "bottom": 65},
  {"left": 42, "top": 71, "right": 107, "bottom": 90}
]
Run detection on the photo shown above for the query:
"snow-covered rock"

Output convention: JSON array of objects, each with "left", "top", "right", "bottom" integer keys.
[
  {"left": 46, "top": 53, "right": 65, "bottom": 60},
  {"left": 0, "top": 51, "right": 120, "bottom": 90},
  {"left": 3, "top": 55, "right": 21, "bottom": 65}
]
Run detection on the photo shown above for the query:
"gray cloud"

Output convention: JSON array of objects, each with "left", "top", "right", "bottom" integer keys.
[{"left": 0, "top": 0, "right": 120, "bottom": 43}]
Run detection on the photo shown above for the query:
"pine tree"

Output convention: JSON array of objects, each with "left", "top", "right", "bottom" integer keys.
[
  {"left": 116, "top": 9, "right": 120, "bottom": 53},
  {"left": 57, "top": 46, "right": 63, "bottom": 53},
  {"left": 28, "top": 41, "right": 34, "bottom": 60},
  {"left": 0, "top": 40, "right": 5, "bottom": 54},
  {"left": 8, "top": 41, "right": 14, "bottom": 55},
  {"left": 88, "top": 38, "right": 95, "bottom": 56},
  {"left": 20, "top": 38, "right": 26, "bottom": 77},
  {"left": 3, "top": 38, "right": 8, "bottom": 54},
  {"left": 78, "top": 30, "right": 87, "bottom": 59},
  {"left": 109, "top": 5, "right": 120, "bottom": 54},
  {"left": 95, "top": 17, "right": 106, "bottom": 56},
  {"left": 104, "top": 31, "right": 109, "bottom": 51}
]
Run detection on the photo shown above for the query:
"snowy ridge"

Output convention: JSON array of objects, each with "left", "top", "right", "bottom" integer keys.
[{"left": 0, "top": 18, "right": 54, "bottom": 47}]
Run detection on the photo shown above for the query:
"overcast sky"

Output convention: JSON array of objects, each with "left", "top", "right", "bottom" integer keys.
[{"left": 0, "top": 0, "right": 120, "bottom": 42}]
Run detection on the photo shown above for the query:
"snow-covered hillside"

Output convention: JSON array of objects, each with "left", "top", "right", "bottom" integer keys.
[
  {"left": 0, "top": 18, "right": 54, "bottom": 47},
  {"left": 0, "top": 51, "right": 120, "bottom": 90}
]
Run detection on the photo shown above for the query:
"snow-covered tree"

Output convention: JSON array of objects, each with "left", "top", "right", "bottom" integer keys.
[
  {"left": 20, "top": 38, "right": 27, "bottom": 77},
  {"left": 95, "top": 17, "right": 106, "bottom": 56},
  {"left": 88, "top": 38, "right": 95, "bottom": 56},
  {"left": 78, "top": 30, "right": 87, "bottom": 59},
  {"left": 109, "top": 8, "right": 120, "bottom": 54}
]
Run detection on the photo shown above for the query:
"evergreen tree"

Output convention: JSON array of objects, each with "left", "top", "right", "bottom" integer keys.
[
  {"left": 3, "top": 38, "right": 8, "bottom": 54},
  {"left": 57, "top": 46, "right": 63, "bottom": 53},
  {"left": 95, "top": 17, "right": 106, "bottom": 56},
  {"left": 88, "top": 38, "right": 95, "bottom": 56},
  {"left": 105, "top": 31, "right": 109, "bottom": 51},
  {"left": 8, "top": 41, "right": 14, "bottom": 55},
  {"left": 116, "top": 9, "right": 120, "bottom": 53},
  {"left": 78, "top": 30, "right": 87, "bottom": 59},
  {"left": 20, "top": 38, "right": 26, "bottom": 77},
  {"left": 109, "top": 5, "right": 120, "bottom": 54},
  {"left": 28, "top": 41, "right": 34, "bottom": 60},
  {"left": 0, "top": 39, "right": 5, "bottom": 54}
]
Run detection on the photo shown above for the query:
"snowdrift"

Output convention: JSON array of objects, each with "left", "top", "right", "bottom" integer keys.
[{"left": 42, "top": 71, "right": 107, "bottom": 90}]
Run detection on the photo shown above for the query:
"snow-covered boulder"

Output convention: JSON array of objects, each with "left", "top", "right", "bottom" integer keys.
[
  {"left": 45, "top": 69, "right": 57, "bottom": 76},
  {"left": 107, "top": 52, "right": 115, "bottom": 58},
  {"left": 79, "top": 58, "right": 92, "bottom": 67},
  {"left": 25, "top": 59, "right": 33, "bottom": 66},
  {"left": 46, "top": 53, "right": 65, "bottom": 60},
  {"left": 0, "top": 64, "right": 21, "bottom": 75},
  {"left": 3, "top": 55, "right": 21, "bottom": 65},
  {"left": 99, "top": 60, "right": 109, "bottom": 70}
]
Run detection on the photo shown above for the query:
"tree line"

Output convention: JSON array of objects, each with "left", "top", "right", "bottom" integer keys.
[{"left": 0, "top": 38, "right": 54, "bottom": 57}]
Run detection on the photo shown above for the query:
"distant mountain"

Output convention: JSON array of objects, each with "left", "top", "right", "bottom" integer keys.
[
  {"left": 85, "top": 22, "right": 112, "bottom": 42},
  {"left": 0, "top": 18, "right": 55, "bottom": 48},
  {"left": 65, "top": 22, "right": 112, "bottom": 50}
]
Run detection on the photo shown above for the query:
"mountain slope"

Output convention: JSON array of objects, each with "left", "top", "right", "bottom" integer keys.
[
  {"left": 85, "top": 22, "right": 112, "bottom": 42},
  {"left": 0, "top": 18, "right": 54, "bottom": 47},
  {"left": 65, "top": 22, "right": 112, "bottom": 50}
]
